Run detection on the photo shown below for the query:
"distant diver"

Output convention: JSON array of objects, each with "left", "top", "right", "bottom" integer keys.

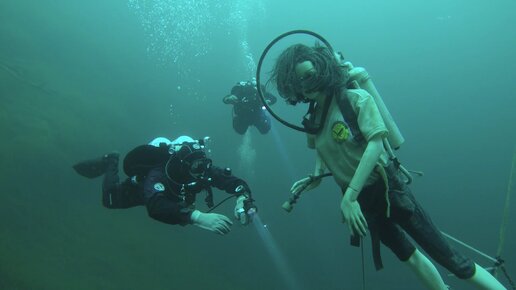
[{"left": 223, "top": 78, "right": 277, "bottom": 135}]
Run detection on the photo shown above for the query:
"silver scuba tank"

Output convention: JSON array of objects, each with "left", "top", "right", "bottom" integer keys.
[
  {"left": 338, "top": 59, "right": 415, "bottom": 183},
  {"left": 343, "top": 61, "right": 405, "bottom": 150}
]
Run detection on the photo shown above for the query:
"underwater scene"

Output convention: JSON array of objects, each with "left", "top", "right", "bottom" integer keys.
[{"left": 1, "top": 0, "right": 515, "bottom": 289}]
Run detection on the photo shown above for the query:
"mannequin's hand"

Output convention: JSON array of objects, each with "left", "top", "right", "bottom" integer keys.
[
  {"left": 340, "top": 198, "right": 368, "bottom": 237},
  {"left": 290, "top": 175, "right": 321, "bottom": 194}
]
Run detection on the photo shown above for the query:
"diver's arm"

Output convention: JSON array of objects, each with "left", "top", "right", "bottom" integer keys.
[
  {"left": 208, "top": 166, "right": 251, "bottom": 195},
  {"left": 343, "top": 134, "right": 383, "bottom": 201},
  {"left": 223, "top": 94, "right": 239, "bottom": 104},
  {"left": 291, "top": 134, "right": 324, "bottom": 193},
  {"left": 145, "top": 195, "right": 193, "bottom": 225},
  {"left": 314, "top": 151, "right": 326, "bottom": 177},
  {"left": 305, "top": 151, "right": 326, "bottom": 190},
  {"left": 143, "top": 168, "right": 192, "bottom": 225},
  {"left": 340, "top": 135, "right": 383, "bottom": 237},
  {"left": 224, "top": 83, "right": 246, "bottom": 104},
  {"left": 291, "top": 150, "right": 326, "bottom": 194}
]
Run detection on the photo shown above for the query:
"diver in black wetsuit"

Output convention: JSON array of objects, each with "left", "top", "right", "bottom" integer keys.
[
  {"left": 223, "top": 78, "right": 277, "bottom": 135},
  {"left": 73, "top": 136, "right": 256, "bottom": 235}
]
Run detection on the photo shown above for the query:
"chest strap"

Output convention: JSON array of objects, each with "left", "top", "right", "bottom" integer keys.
[{"left": 335, "top": 91, "right": 365, "bottom": 144}]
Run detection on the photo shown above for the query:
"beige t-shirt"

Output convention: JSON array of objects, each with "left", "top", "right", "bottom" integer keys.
[{"left": 308, "top": 88, "right": 389, "bottom": 188}]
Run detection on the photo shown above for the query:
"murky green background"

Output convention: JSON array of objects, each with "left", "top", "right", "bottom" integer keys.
[{"left": 1, "top": 0, "right": 515, "bottom": 289}]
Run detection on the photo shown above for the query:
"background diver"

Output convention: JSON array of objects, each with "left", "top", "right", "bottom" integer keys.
[
  {"left": 223, "top": 78, "right": 277, "bottom": 135},
  {"left": 73, "top": 136, "right": 257, "bottom": 235}
]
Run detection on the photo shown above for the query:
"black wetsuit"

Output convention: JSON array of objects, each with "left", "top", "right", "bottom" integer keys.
[
  {"left": 102, "top": 157, "right": 249, "bottom": 225},
  {"left": 224, "top": 81, "right": 277, "bottom": 135}
]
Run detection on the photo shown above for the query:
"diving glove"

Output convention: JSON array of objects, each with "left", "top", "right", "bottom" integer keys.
[
  {"left": 190, "top": 210, "right": 232, "bottom": 235},
  {"left": 234, "top": 195, "right": 257, "bottom": 225}
]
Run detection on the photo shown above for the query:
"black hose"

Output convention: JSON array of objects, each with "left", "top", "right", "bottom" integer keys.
[{"left": 255, "top": 30, "right": 334, "bottom": 133}]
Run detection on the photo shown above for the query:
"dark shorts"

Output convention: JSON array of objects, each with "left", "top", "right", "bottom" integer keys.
[{"left": 356, "top": 166, "right": 476, "bottom": 279}]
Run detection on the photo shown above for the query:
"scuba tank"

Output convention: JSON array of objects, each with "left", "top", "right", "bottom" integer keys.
[
  {"left": 338, "top": 56, "right": 415, "bottom": 183},
  {"left": 346, "top": 63, "right": 405, "bottom": 150},
  {"left": 340, "top": 59, "right": 405, "bottom": 150}
]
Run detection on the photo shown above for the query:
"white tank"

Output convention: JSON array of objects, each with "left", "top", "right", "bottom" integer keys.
[
  {"left": 345, "top": 62, "right": 405, "bottom": 150},
  {"left": 148, "top": 137, "right": 172, "bottom": 147}
]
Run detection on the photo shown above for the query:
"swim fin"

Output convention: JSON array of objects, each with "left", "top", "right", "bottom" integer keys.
[
  {"left": 73, "top": 153, "right": 119, "bottom": 179},
  {"left": 73, "top": 157, "right": 108, "bottom": 178}
]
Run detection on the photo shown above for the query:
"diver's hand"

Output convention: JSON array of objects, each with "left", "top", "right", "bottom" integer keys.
[
  {"left": 234, "top": 195, "right": 247, "bottom": 222},
  {"left": 234, "top": 196, "right": 245, "bottom": 219},
  {"left": 223, "top": 94, "right": 239, "bottom": 105},
  {"left": 191, "top": 210, "right": 233, "bottom": 235},
  {"left": 291, "top": 175, "right": 321, "bottom": 194},
  {"left": 340, "top": 197, "right": 368, "bottom": 237}
]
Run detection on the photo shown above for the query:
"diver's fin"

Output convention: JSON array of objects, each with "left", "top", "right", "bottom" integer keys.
[
  {"left": 73, "top": 153, "right": 119, "bottom": 179},
  {"left": 73, "top": 157, "right": 108, "bottom": 178}
]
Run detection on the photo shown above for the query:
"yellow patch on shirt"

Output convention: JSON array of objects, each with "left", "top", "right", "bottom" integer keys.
[{"left": 331, "top": 121, "right": 350, "bottom": 143}]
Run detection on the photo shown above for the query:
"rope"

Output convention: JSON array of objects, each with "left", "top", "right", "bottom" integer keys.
[
  {"left": 496, "top": 148, "right": 516, "bottom": 276},
  {"left": 500, "top": 265, "right": 516, "bottom": 289},
  {"left": 361, "top": 237, "right": 366, "bottom": 290},
  {"left": 441, "top": 232, "right": 498, "bottom": 264},
  {"left": 441, "top": 149, "right": 516, "bottom": 289},
  {"left": 442, "top": 233, "right": 515, "bottom": 289}
]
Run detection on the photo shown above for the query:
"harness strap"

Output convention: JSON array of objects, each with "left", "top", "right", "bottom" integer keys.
[
  {"left": 205, "top": 187, "right": 214, "bottom": 208},
  {"left": 370, "top": 222, "right": 384, "bottom": 271},
  {"left": 336, "top": 91, "right": 365, "bottom": 144},
  {"left": 377, "top": 165, "right": 392, "bottom": 218},
  {"left": 350, "top": 221, "right": 383, "bottom": 271}
]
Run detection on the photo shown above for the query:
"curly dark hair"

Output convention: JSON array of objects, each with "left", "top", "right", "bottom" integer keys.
[{"left": 270, "top": 43, "right": 348, "bottom": 105}]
